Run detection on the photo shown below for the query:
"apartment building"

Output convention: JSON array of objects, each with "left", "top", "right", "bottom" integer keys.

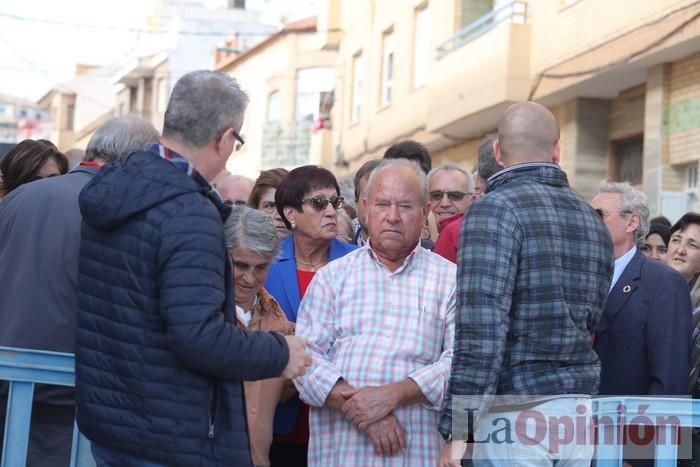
[
  {"left": 215, "top": 16, "right": 338, "bottom": 177},
  {"left": 330, "top": 0, "right": 700, "bottom": 219}
]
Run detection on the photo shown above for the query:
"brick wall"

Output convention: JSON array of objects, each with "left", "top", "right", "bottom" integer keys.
[
  {"left": 667, "top": 52, "right": 700, "bottom": 167},
  {"left": 609, "top": 85, "right": 645, "bottom": 141}
]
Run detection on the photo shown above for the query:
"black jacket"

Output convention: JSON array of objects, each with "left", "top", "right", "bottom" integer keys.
[{"left": 75, "top": 149, "right": 289, "bottom": 466}]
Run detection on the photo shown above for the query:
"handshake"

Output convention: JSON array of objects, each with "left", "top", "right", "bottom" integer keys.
[{"left": 281, "top": 335, "right": 313, "bottom": 379}]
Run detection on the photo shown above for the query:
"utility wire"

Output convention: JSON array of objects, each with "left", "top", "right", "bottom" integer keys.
[{"left": 0, "top": 11, "right": 337, "bottom": 36}]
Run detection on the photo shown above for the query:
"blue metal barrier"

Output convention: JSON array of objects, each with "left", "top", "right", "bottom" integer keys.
[
  {"left": 0, "top": 346, "right": 94, "bottom": 467},
  {"left": 593, "top": 396, "right": 699, "bottom": 466}
]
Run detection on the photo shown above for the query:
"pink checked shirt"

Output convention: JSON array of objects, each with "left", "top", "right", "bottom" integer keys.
[{"left": 294, "top": 243, "right": 456, "bottom": 466}]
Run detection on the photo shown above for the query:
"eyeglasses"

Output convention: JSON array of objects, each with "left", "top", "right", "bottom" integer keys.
[
  {"left": 595, "top": 208, "right": 631, "bottom": 218},
  {"left": 302, "top": 195, "right": 344, "bottom": 211},
  {"left": 429, "top": 190, "right": 471, "bottom": 202},
  {"left": 260, "top": 201, "right": 276, "bottom": 213},
  {"left": 232, "top": 130, "right": 245, "bottom": 151}
]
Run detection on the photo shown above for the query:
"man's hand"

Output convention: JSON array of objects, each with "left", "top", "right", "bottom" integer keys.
[
  {"left": 438, "top": 441, "right": 466, "bottom": 467},
  {"left": 282, "top": 336, "right": 311, "bottom": 379},
  {"left": 365, "top": 414, "right": 406, "bottom": 457},
  {"left": 341, "top": 385, "right": 398, "bottom": 431}
]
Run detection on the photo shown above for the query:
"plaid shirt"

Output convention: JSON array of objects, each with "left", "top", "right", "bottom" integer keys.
[
  {"left": 439, "top": 162, "right": 613, "bottom": 436},
  {"left": 295, "top": 243, "right": 456, "bottom": 466}
]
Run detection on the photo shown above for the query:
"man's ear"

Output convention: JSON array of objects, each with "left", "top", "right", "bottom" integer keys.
[
  {"left": 552, "top": 139, "right": 561, "bottom": 165},
  {"left": 626, "top": 212, "right": 640, "bottom": 234},
  {"left": 215, "top": 128, "right": 234, "bottom": 158},
  {"left": 494, "top": 139, "right": 506, "bottom": 167}
]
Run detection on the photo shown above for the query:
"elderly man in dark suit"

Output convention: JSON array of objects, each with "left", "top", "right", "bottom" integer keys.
[
  {"left": 591, "top": 182, "right": 692, "bottom": 396},
  {"left": 592, "top": 182, "right": 692, "bottom": 466}
]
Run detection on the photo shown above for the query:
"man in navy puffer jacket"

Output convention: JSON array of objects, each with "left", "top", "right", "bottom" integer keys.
[{"left": 75, "top": 70, "right": 311, "bottom": 466}]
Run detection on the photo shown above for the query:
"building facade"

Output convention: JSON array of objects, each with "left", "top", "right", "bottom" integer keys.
[
  {"left": 329, "top": 0, "right": 700, "bottom": 219},
  {"left": 215, "top": 16, "right": 338, "bottom": 178},
  {"left": 113, "top": 0, "right": 275, "bottom": 133},
  {"left": 0, "top": 93, "right": 50, "bottom": 158},
  {"left": 38, "top": 65, "right": 115, "bottom": 152}
]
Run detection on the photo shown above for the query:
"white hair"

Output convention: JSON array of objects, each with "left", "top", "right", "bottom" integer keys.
[
  {"left": 427, "top": 163, "right": 475, "bottom": 195},
  {"left": 364, "top": 158, "right": 428, "bottom": 203},
  {"left": 597, "top": 181, "right": 650, "bottom": 245}
]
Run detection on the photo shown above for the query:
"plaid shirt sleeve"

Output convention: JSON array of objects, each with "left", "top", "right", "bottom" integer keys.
[
  {"left": 293, "top": 269, "right": 343, "bottom": 408},
  {"left": 439, "top": 196, "right": 522, "bottom": 435},
  {"left": 409, "top": 278, "right": 456, "bottom": 410}
]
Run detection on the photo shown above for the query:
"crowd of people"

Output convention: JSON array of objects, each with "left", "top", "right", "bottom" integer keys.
[{"left": 1, "top": 69, "right": 700, "bottom": 467}]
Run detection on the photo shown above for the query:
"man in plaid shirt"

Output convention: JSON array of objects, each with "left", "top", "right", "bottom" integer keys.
[
  {"left": 439, "top": 102, "right": 614, "bottom": 466},
  {"left": 295, "top": 159, "right": 456, "bottom": 466}
]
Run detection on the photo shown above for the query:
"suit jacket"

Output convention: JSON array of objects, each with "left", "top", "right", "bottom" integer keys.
[
  {"left": 264, "top": 236, "right": 356, "bottom": 434},
  {"left": 265, "top": 236, "right": 356, "bottom": 323},
  {"left": 0, "top": 165, "right": 97, "bottom": 467},
  {"left": 595, "top": 249, "right": 692, "bottom": 395}
]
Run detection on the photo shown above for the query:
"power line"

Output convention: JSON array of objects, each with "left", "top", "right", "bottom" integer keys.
[{"left": 0, "top": 11, "right": 312, "bottom": 36}]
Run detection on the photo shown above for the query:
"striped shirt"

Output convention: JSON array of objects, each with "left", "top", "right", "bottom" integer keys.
[{"left": 294, "top": 243, "right": 456, "bottom": 466}]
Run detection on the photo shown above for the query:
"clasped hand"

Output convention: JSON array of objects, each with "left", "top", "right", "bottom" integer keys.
[{"left": 340, "top": 385, "right": 405, "bottom": 456}]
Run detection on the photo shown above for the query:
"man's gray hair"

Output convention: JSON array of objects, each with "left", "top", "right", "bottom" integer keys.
[
  {"left": 598, "top": 181, "right": 650, "bottom": 245},
  {"left": 163, "top": 70, "right": 249, "bottom": 148},
  {"left": 224, "top": 206, "right": 280, "bottom": 259},
  {"left": 365, "top": 158, "right": 428, "bottom": 203},
  {"left": 85, "top": 115, "right": 160, "bottom": 164},
  {"left": 427, "top": 163, "right": 475, "bottom": 194},
  {"left": 478, "top": 135, "right": 503, "bottom": 180}
]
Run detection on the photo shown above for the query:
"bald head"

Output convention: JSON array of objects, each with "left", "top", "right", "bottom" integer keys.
[
  {"left": 496, "top": 102, "right": 560, "bottom": 166},
  {"left": 218, "top": 175, "right": 254, "bottom": 205}
]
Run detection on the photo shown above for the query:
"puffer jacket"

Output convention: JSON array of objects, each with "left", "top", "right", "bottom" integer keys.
[{"left": 75, "top": 149, "right": 289, "bottom": 466}]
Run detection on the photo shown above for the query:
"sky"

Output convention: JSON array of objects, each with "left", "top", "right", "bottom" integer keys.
[{"left": 0, "top": 0, "right": 320, "bottom": 102}]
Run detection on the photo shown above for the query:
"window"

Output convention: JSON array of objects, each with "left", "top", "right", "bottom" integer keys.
[
  {"left": 351, "top": 52, "right": 363, "bottom": 123},
  {"left": 267, "top": 91, "right": 280, "bottom": 123},
  {"left": 413, "top": 6, "right": 429, "bottom": 89},
  {"left": 65, "top": 103, "right": 75, "bottom": 131},
  {"left": 613, "top": 136, "right": 643, "bottom": 184},
  {"left": 295, "top": 68, "right": 335, "bottom": 122},
  {"left": 381, "top": 28, "right": 395, "bottom": 107}
]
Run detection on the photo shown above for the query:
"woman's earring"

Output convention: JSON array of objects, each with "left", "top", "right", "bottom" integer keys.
[{"left": 290, "top": 220, "right": 296, "bottom": 229}]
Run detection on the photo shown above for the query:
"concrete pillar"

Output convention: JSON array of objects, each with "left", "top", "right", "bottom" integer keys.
[
  {"left": 573, "top": 98, "right": 611, "bottom": 201},
  {"left": 643, "top": 64, "right": 668, "bottom": 216}
]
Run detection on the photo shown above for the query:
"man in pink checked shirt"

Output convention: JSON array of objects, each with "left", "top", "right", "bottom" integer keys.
[{"left": 294, "top": 158, "right": 456, "bottom": 466}]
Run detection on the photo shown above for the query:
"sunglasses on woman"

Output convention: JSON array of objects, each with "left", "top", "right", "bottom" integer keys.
[{"left": 302, "top": 195, "right": 344, "bottom": 211}]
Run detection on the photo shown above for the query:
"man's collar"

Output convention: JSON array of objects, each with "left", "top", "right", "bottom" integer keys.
[{"left": 366, "top": 239, "right": 422, "bottom": 274}]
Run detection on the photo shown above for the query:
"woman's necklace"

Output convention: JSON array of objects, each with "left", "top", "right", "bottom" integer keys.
[{"left": 295, "top": 255, "right": 327, "bottom": 271}]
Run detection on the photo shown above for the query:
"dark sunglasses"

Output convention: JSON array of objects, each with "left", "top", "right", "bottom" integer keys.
[
  {"left": 429, "top": 190, "right": 469, "bottom": 202},
  {"left": 302, "top": 196, "right": 344, "bottom": 211}
]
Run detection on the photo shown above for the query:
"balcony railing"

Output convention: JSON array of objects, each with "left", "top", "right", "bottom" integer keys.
[{"left": 436, "top": 0, "right": 528, "bottom": 60}]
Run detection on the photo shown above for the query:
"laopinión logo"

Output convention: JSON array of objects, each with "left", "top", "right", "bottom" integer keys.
[{"left": 449, "top": 395, "right": 692, "bottom": 461}]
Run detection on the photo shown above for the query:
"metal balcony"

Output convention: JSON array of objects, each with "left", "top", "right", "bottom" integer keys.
[{"left": 436, "top": 0, "right": 528, "bottom": 60}]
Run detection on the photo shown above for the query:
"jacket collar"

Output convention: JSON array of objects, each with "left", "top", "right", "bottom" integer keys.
[
  {"left": 438, "top": 213, "right": 463, "bottom": 232},
  {"left": 487, "top": 162, "right": 568, "bottom": 194}
]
